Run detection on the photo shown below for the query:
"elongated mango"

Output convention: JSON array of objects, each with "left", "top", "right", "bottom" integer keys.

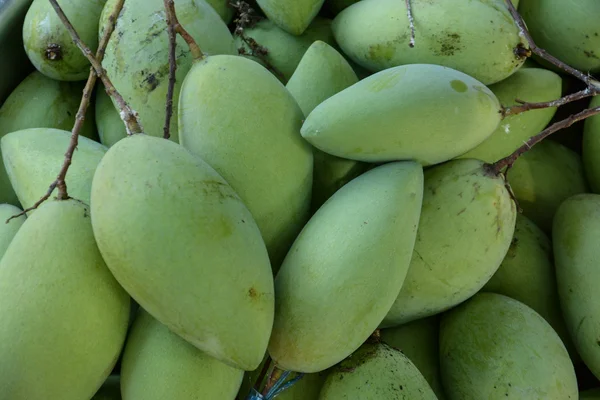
[
  {"left": 318, "top": 342, "right": 437, "bottom": 399},
  {"left": 0, "top": 204, "right": 26, "bottom": 259},
  {"left": 553, "top": 194, "right": 600, "bottom": 380},
  {"left": 95, "top": 87, "right": 127, "bottom": 148},
  {"left": 121, "top": 309, "right": 244, "bottom": 399},
  {"left": 90, "top": 134, "right": 274, "bottom": 371},
  {"left": 178, "top": 55, "right": 313, "bottom": 271},
  {"left": 1, "top": 128, "right": 107, "bottom": 211},
  {"left": 268, "top": 161, "right": 424, "bottom": 373},
  {"left": 440, "top": 293, "right": 578, "bottom": 399},
  {"left": 332, "top": 0, "right": 527, "bottom": 85},
  {"left": 583, "top": 96, "right": 600, "bottom": 193},
  {"left": 0, "top": 199, "right": 130, "bottom": 400},
  {"left": 301, "top": 64, "right": 501, "bottom": 166},
  {"left": 100, "top": 0, "right": 236, "bottom": 141},
  {"left": 22, "top": 0, "right": 107, "bottom": 81},
  {"left": 381, "top": 159, "right": 516, "bottom": 327}
]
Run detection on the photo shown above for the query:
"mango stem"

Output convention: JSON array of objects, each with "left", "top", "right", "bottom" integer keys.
[{"left": 164, "top": 0, "right": 205, "bottom": 62}]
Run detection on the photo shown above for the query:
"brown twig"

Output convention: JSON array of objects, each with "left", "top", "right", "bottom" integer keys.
[
  {"left": 262, "top": 365, "right": 284, "bottom": 396},
  {"left": 502, "top": 87, "right": 597, "bottom": 118},
  {"left": 405, "top": 0, "right": 415, "bottom": 48},
  {"left": 47, "top": 0, "right": 143, "bottom": 135},
  {"left": 253, "top": 356, "right": 273, "bottom": 395},
  {"left": 164, "top": 0, "right": 204, "bottom": 61},
  {"left": 163, "top": 0, "right": 178, "bottom": 140}
]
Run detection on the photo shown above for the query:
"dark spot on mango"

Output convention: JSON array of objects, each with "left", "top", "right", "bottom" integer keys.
[
  {"left": 450, "top": 80, "right": 468, "bottom": 93},
  {"left": 45, "top": 43, "right": 62, "bottom": 61},
  {"left": 248, "top": 287, "right": 257, "bottom": 298}
]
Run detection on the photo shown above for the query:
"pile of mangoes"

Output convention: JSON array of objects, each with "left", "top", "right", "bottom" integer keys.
[{"left": 0, "top": 0, "right": 599, "bottom": 399}]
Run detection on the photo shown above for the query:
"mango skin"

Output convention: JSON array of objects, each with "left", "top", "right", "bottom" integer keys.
[
  {"left": 380, "top": 316, "right": 446, "bottom": 399},
  {"left": 1, "top": 128, "right": 107, "bottom": 211},
  {"left": 22, "top": 0, "right": 106, "bottom": 81},
  {"left": 519, "top": 0, "right": 600, "bottom": 73},
  {"left": 508, "top": 139, "right": 589, "bottom": 233},
  {"left": 100, "top": 0, "right": 236, "bottom": 141},
  {"left": 458, "top": 68, "right": 562, "bottom": 163},
  {"left": 583, "top": 96, "right": 600, "bottom": 193},
  {"left": 318, "top": 342, "right": 438, "bottom": 399},
  {"left": 268, "top": 161, "right": 424, "bottom": 373},
  {"left": 332, "top": 0, "right": 527, "bottom": 85},
  {"left": 301, "top": 64, "right": 502, "bottom": 166},
  {"left": 205, "top": 0, "right": 234, "bottom": 23},
  {"left": 0, "top": 204, "right": 26, "bottom": 260},
  {"left": 95, "top": 86, "right": 127, "bottom": 148},
  {"left": 0, "top": 200, "right": 130, "bottom": 400},
  {"left": 440, "top": 293, "right": 578, "bottom": 400},
  {"left": 481, "top": 213, "right": 578, "bottom": 361},
  {"left": 90, "top": 134, "right": 274, "bottom": 371},
  {"left": 121, "top": 309, "right": 244, "bottom": 399},
  {"left": 553, "top": 194, "right": 600, "bottom": 381},
  {"left": 382, "top": 159, "right": 517, "bottom": 327},
  {"left": 256, "top": 0, "right": 325, "bottom": 35}
]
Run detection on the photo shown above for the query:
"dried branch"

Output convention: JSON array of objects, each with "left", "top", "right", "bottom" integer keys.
[
  {"left": 163, "top": 0, "right": 178, "bottom": 140},
  {"left": 262, "top": 366, "right": 285, "bottom": 397},
  {"left": 47, "top": 0, "right": 143, "bottom": 135},
  {"left": 164, "top": 0, "right": 204, "bottom": 61},
  {"left": 405, "top": 0, "right": 415, "bottom": 48},
  {"left": 253, "top": 356, "right": 273, "bottom": 396},
  {"left": 502, "top": 87, "right": 598, "bottom": 118}
]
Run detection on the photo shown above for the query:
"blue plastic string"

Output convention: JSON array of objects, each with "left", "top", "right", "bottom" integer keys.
[{"left": 245, "top": 371, "right": 305, "bottom": 399}]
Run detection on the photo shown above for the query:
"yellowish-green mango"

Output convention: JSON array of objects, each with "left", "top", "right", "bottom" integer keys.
[
  {"left": 95, "top": 86, "right": 127, "bottom": 148},
  {"left": 256, "top": 0, "right": 325, "bottom": 35},
  {"left": 581, "top": 388, "right": 600, "bottom": 399},
  {"left": 553, "top": 194, "right": 600, "bottom": 381},
  {"left": 90, "top": 134, "right": 274, "bottom": 371},
  {"left": 205, "top": 0, "right": 235, "bottom": 23},
  {"left": 380, "top": 316, "right": 446, "bottom": 399},
  {"left": 1, "top": 128, "right": 107, "bottom": 211},
  {"left": 508, "top": 139, "right": 589, "bottom": 233},
  {"left": 178, "top": 55, "right": 313, "bottom": 271},
  {"left": 301, "top": 64, "right": 501, "bottom": 166},
  {"left": 268, "top": 161, "right": 424, "bottom": 373},
  {"left": 458, "top": 68, "right": 562, "bottom": 163},
  {"left": 92, "top": 376, "right": 121, "bottom": 400},
  {"left": 0, "top": 199, "right": 130, "bottom": 400},
  {"left": 121, "top": 309, "right": 244, "bottom": 399},
  {"left": 440, "top": 293, "right": 578, "bottom": 399},
  {"left": 22, "top": 0, "right": 107, "bottom": 81},
  {"left": 583, "top": 96, "right": 600, "bottom": 193},
  {"left": 481, "top": 213, "right": 577, "bottom": 361},
  {"left": 100, "top": 0, "right": 236, "bottom": 142},
  {"left": 332, "top": 0, "right": 527, "bottom": 85},
  {"left": 234, "top": 17, "right": 336, "bottom": 83},
  {"left": 381, "top": 159, "right": 517, "bottom": 327},
  {"left": 519, "top": 0, "right": 600, "bottom": 73},
  {"left": 0, "top": 204, "right": 26, "bottom": 260},
  {"left": 318, "top": 342, "right": 438, "bottom": 399}
]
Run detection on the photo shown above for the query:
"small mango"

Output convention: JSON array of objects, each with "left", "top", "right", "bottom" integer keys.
[{"left": 256, "top": 0, "right": 325, "bottom": 35}]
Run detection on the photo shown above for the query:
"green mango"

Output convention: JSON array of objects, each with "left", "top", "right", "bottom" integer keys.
[
  {"left": 0, "top": 204, "right": 26, "bottom": 259},
  {"left": 0, "top": 71, "right": 97, "bottom": 205},
  {"left": 581, "top": 388, "right": 600, "bottom": 400},
  {"left": 234, "top": 17, "right": 336, "bottom": 83},
  {"left": 458, "top": 67, "right": 562, "bottom": 163},
  {"left": 90, "top": 134, "right": 274, "bottom": 371},
  {"left": 0, "top": 199, "right": 130, "bottom": 400},
  {"left": 121, "top": 309, "right": 244, "bottom": 399},
  {"left": 507, "top": 139, "right": 589, "bottom": 233},
  {"left": 178, "top": 55, "right": 312, "bottom": 271},
  {"left": 205, "top": 0, "right": 235, "bottom": 23},
  {"left": 481, "top": 213, "right": 578, "bottom": 361},
  {"left": 22, "top": 0, "right": 107, "bottom": 81},
  {"left": 332, "top": 0, "right": 527, "bottom": 85},
  {"left": 268, "top": 161, "right": 424, "bottom": 373},
  {"left": 1, "top": 128, "right": 107, "bottom": 211},
  {"left": 440, "top": 292, "right": 578, "bottom": 400},
  {"left": 519, "top": 0, "right": 600, "bottom": 73},
  {"left": 92, "top": 375, "right": 121, "bottom": 400},
  {"left": 318, "top": 342, "right": 438, "bottom": 399},
  {"left": 553, "top": 194, "right": 600, "bottom": 380},
  {"left": 382, "top": 159, "right": 517, "bottom": 327},
  {"left": 256, "top": 0, "right": 325, "bottom": 35},
  {"left": 99, "top": 0, "right": 236, "bottom": 142},
  {"left": 380, "top": 316, "right": 446, "bottom": 399},
  {"left": 95, "top": 86, "right": 127, "bottom": 148},
  {"left": 583, "top": 96, "right": 600, "bottom": 193},
  {"left": 300, "top": 64, "right": 501, "bottom": 166}
]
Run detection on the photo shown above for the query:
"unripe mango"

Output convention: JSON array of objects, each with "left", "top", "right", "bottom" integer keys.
[
  {"left": 458, "top": 68, "right": 563, "bottom": 163},
  {"left": 268, "top": 161, "right": 424, "bottom": 373},
  {"left": 205, "top": 0, "right": 234, "bottom": 23},
  {"left": 90, "top": 134, "right": 274, "bottom": 371},
  {"left": 22, "top": 0, "right": 107, "bottom": 81},
  {"left": 318, "top": 342, "right": 437, "bottom": 399},
  {"left": 0, "top": 200, "right": 130, "bottom": 400},
  {"left": 332, "top": 0, "right": 527, "bottom": 85},
  {"left": 121, "top": 309, "right": 244, "bottom": 399},
  {"left": 95, "top": 87, "right": 127, "bottom": 148},
  {"left": 382, "top": 159, "right": 516, "bottom": 327},
  {"left": 257, "top": 0, "right": 324, "bottom": 36},
  {"left": 0, "top": 204, "right": 26, "bottom": 259},
  {"left": 583, "top": 96, "right": 600, "bottom": 193},
  {"left": 301, "top": 64, "right": 501, "bottom": 166},
  {"left": 178, "top": 55, "right": 313, "bottom": 271},
  {"left": 507, "top": 140, "right": 589, "bottom": 233},
  {"left": 553, "top": 194, "right": 600, "bottom": 381},
  {"left": 1, "top": 128, "right": 107, "bottom": 211},
  {"left": 100, "top": 0, "right": 236, "bottom": 141},
  {"left": 440, "top": 293, "right": 578, "bottom": 399}
]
